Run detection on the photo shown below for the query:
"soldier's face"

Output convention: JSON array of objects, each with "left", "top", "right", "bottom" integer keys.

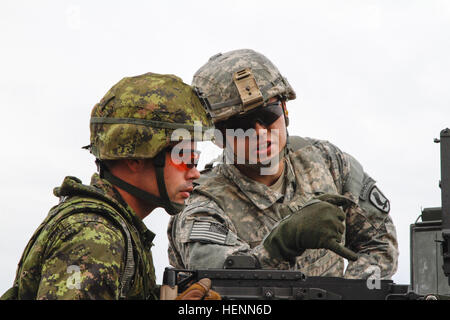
[
  {"left": 164, "top": 141, "right": 201, "bottom": 204},
  {"left": 223, "top": 104, "right": 287, "bottom": 165},
  {"left": 134, "top": 141, "right": 200, "bottom": 205}
]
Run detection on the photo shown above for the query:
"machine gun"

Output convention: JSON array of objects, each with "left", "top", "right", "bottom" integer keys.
[
  {"left": 161, "top": 129, "right": 450, "bottom": 300},
  {"left": 161, "top": 255, "right": 416, "bottom": 300}
]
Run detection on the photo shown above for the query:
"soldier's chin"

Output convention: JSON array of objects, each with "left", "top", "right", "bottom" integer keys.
[
  {"left": 172, "top": 195, "right": 189, "bottom": 205},
  {"left": 257, "top": 147, "right": 281, "bottom": 163},
  {"left": 237, "top": 154, "right": 281, "bottom": 174},
  {"left": 259, "top": 159, "right": 282, "bottom": 175},
  {"left": 256, "top": 153, "right": 274, "bottom": 164}
]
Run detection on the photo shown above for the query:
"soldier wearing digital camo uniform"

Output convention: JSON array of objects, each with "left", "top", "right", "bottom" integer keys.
[
  {"left": 1, "top": 73, "right": 220, "bottom": 300},
  {"left": 168, "top": 49, "right": 399, "bottom": 279}
]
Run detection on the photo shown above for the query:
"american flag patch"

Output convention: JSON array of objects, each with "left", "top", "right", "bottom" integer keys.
[{"left": 189, "top": 221, "right": 228, "bottom": 244}]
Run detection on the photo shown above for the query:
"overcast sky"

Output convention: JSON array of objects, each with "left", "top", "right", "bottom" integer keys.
[{"left": 1, "top": 0, "right": 449, "bottom": 293}]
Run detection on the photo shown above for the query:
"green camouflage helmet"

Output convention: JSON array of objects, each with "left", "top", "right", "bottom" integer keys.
[
  {"left": 192, "top": 49, "right": 296, "bottom": 123},
  {"left": 90, "top": 72, "right": 212, "bottom": 160}
]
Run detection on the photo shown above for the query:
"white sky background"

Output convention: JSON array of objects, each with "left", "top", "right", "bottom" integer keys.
[{"left": 1, "top": 0, "right": 449, "bottom": 293}]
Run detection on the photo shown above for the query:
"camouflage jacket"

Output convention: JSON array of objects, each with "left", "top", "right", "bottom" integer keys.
[
  {"left": 168, "top": 137, "right": 399, "bottom": 279},
  {"left": 3, "top": 174, "right": 158, "bottom": 300}
]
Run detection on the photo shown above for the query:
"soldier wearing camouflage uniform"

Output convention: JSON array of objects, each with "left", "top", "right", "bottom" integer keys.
[
  {"left": 168, "top": 49, "right": 399, "bottom": 279},
  {"left": 1, "top": 73, "right": 218, "bottom": 299}
]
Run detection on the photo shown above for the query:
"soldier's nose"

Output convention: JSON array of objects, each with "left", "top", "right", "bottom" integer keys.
[{"left": 187, "top": 166, "right": 201, "bottom": 180}]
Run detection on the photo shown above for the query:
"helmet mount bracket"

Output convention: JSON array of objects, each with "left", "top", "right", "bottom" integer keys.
[{"left": 233, "top": 68, "right": 264, "bottom": 113}]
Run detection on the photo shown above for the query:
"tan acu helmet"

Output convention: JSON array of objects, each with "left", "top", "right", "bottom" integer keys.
[
  {"left": 90, "top": 72, "right": 212, "bottom": 160},
  {"left": 192, "top": 49, "right": 296, "bottom": 123}
]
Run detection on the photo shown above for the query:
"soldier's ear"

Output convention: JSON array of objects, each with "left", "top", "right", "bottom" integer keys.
[
  {"left": 281, "top": 100, "right": 289, "bottom": 127},
  {"left": 213, "top": 128, "right": 225, "bottom": 149},
  {"left": 124, "top": 159, "right": 147, "bottom": 173}
]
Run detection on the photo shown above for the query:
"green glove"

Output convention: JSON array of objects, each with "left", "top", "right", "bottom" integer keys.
[{"left": 263, "top": 194, "right": 358, "bottom": 261}]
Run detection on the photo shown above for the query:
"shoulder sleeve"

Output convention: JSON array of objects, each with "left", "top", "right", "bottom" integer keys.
[
  {"left": 340, "top": 153, "right": 399, "bottom": 279},
  {"left": 168, "top": 193, "right": 260, "bottom": 270},
  {"left": 36, "top": 213, "right": 126, "bottom": 300},
  {"left": 306, "top": 140, "right": 398, "bottom": 279}
]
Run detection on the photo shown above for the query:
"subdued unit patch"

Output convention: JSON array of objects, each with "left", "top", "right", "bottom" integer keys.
[{"left": 369, "top": 186, "right": 390, "bottom": 213}]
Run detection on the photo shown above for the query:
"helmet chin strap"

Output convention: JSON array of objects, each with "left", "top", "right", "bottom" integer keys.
[
  {"left": 280, "top": 99, "right": 291, "bottom": 157},
  {"left": 151, "top": 151, "right": 186, "bottom": 215},
  {"left": 97, "top": 151, "right": 185, "bottom": 216}
]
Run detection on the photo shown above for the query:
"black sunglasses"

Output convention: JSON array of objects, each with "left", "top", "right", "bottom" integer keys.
[{"left": 216, "top": 102, "right": 284, "bottom": 131}]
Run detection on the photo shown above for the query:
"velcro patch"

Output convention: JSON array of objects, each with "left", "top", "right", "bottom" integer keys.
[
  {"left": 369, "top": 186, "right": 390, "bottom": 214},
  {"left": 189, "top": 221, "right": 228, "bottom": 244}
]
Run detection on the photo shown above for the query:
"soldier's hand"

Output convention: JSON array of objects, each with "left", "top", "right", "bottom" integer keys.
[
  {"left": 263, "top": 194, "right": 358, "bottom": 261},
  {"left": 175, "top": 278, "right": 221, "bottom": 300}
]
